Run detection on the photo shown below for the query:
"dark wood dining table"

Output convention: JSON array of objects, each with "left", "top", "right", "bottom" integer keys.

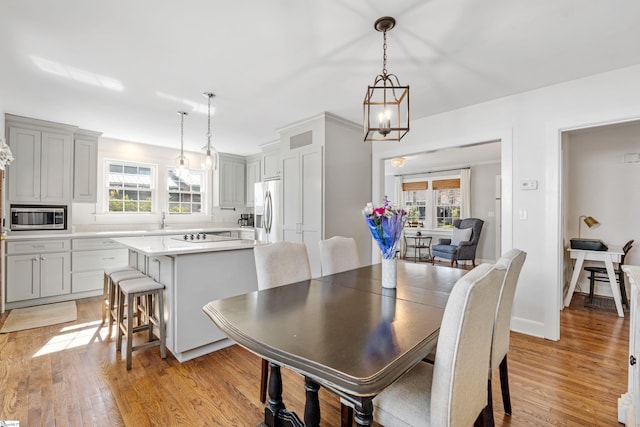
[{"left": 202, "top": 261, "right": 467, "bottom": 427}]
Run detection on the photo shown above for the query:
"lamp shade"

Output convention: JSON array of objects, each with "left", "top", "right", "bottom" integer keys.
[{"left": 583, "top": 216, "right": 599, "bottom": 228}]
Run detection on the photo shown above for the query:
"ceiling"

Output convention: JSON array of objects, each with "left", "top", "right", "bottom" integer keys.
[{"left": 2, "top": 1, "right": 640, "bottom": 156}]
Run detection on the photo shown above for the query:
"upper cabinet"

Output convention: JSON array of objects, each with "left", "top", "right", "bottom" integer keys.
[
  {"left": 262, "top": 147, "right": 280, "bottom": 181},
  {"left": 73, "top": 129, "right": 102, "bottom": 203},
  {"left": 245, "top": 154, "right": 261, "bottom": 207},
  {"left": 215, "top": 153, "right": 246, "bottom": 208},
  {"left": 6, "top": 115, "right": 77, "bottom": 204}
]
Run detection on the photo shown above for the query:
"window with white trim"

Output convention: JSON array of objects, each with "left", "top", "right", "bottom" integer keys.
[
  {"left": 107, "top": 161, "right": 155, "bottom": 213},
  {"left": 167, "top": 169, "right": 204, "bottom": 214},
  {"left": 433, "top": 178, "right": 461, "bottom": 228}
]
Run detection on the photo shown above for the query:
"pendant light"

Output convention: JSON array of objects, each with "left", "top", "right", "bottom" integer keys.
[
  {"left": 202, "top": 92, "right": 218, "bottom": 170},
  {"left": 176, "top": 111, "right": 189, "bottom": 176},
  {"left": 363, "top": 16, "right": 410, "bottom": 142}
]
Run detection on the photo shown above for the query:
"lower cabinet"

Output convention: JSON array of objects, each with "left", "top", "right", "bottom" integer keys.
[
  {"left": 7, "top": 252, "right": 71, "bottom": 302},
  {"left": 71, "top": 238, "right": 128, "bottom": 293},
  {"left": 6, "top": 239, "right": 72, "bottom": 303}
]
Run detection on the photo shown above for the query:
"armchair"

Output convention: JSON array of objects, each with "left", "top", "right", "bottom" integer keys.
[{"left": 432, "top": 218, "right": 484, "bottom": 267}]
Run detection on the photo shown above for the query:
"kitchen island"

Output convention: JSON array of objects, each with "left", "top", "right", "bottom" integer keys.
[{"left": 112, "top": 235, "right": 262, "bottom": 362}]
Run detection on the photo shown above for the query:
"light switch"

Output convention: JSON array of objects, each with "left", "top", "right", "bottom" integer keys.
[{"left": 519, "top": 209, "right": 528, "bottom": 220}]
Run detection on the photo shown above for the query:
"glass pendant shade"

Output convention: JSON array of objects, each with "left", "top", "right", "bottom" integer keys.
[{"left": 202, "top": 92, "right": 219, "bottom": 170}]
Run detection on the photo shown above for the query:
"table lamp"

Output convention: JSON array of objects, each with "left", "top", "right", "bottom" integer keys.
[{"left": 578, "top": 215, "right": 600, "bottom": 238}]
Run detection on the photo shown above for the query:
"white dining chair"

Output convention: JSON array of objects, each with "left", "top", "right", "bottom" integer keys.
[
  {"left": 253, "top": 241, "right": 312, "bottom": 403},
  {"left": 373, "top": 262, "right": 507, "bottom": 426},
  {"left": 318, "top": 236, "right": 360, "bottom": 275},
  {"left": 486, "top": 248, "right": 527, "bottom": 426}
]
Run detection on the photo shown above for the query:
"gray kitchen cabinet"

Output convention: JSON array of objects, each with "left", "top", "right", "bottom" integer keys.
[
  {"left": 215, "top": 153, "right": 246, "bottom": 208},
  {"left": 6, "top": 239, "right": 71, "bottom": 303},
  {"left": 262, "top": 146, "right": 280, "bottom": 181},
  {"left": 71, "top": 237, "right": 128, "bottom": 293},
  {"left": 278, "top": 112, "right": 372, "bottom": 277},
  {"left": 245, "top": 155, "right": 261, "bottom": 207},
  {"left": 73, "top": 129, "right": 101, "bottom": 203},
  {"left": 5, "top": 115, "right": 76, "bottom": 204}
]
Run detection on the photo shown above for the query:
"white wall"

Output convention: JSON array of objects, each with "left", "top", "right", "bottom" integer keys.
[
  {"left": 73, "top": 137, "right": 250, "bottom": 231},
  {"left": 371, "top": 63, "right": 640, "bottom": 340},
  {"left": 470, "top": 162, "right": 501, "bottom": 262},
  {"left": 565, "top": 121, "right": 640, "bottom": 296}
]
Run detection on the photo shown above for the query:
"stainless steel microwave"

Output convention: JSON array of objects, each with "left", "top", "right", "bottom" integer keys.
[{"left": 10, "top": 205, "right": 67, "bottom": 231}]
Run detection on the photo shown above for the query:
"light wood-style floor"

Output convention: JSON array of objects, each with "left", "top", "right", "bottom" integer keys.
[{"left": 0, "top": 291, "right": 628, "bottom": 426}]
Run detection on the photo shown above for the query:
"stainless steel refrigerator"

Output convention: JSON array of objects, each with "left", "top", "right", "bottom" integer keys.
[{"left": 254, "top": 180, "right": 280, "bottom": 243}]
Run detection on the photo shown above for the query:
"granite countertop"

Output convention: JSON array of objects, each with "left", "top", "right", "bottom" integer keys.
[
  {"left": 4, "top": 226, "right": 255, "bottom": 241},
  {"left": 112, "top": 235, "right": 262, "bottom": 256}
]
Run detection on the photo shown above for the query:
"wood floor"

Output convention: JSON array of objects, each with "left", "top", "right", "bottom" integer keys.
[{"left": 0, "top": 292, "right": 628, "bottom": 426}]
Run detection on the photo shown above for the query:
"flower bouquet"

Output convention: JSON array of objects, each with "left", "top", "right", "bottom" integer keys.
[{"left": 363, "top": 197, "right": 407, "bottom": 288}]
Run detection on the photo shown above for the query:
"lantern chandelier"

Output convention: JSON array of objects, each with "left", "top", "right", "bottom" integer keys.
[
  {"left": 176, "top": 111, "right": 189, "bottom": 175},
  {"left": 202, "top": 92, "right": 219, "bottom": 170},
  {"left": 363, "top": 16, "right": 410, "bottom": 142}
]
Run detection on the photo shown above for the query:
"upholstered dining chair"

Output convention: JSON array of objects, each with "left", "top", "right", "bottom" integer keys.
[
  {"left": 486, "top": 249, "right": 527, "bottom": 426},
  {"left": 253, "top": 241, "right": 312, "bottom": 403},
  {"left": 318, "top": 236, "right": 360, "bottom": 275},
  {"left": 432, "top": 218, "right": 484, "bottom": 267},
  {"left": 584, "top": 239, "right": 633, "bottom": 308},
  {"left": 373, "top": 262, "right": 507, "bottom": 426}
]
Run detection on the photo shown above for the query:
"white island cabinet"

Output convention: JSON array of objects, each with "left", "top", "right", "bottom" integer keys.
[
  {"left": 621, "top": 265, "right": 640, "bottom": 425},
  {"left": 112, "top": 236, "right": 260, "bottom": 362}
]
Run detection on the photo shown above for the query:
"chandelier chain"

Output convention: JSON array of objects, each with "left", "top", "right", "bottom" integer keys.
[
  {"left": 180, "top": 112, "right": 185, "bottom": 157},
  {"left": 382, "top": 30, "right": 388, "bottom": 76},
  {"left": 207, "top": 95, "right": 212, "bottom": 141}
]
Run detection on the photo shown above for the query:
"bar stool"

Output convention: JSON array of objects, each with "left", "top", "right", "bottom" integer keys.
[
  {"left": 107, "top": 269, "right": 146, "bottom": 338},
  {"left": 102, "top": 266, "right": 135, "bottom": 324},
  {"left": 116, "top": 277, "right": 166, "bottom": 370}
]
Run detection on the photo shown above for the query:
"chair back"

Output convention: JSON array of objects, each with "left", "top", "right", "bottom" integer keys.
[
  {"left": 430, "top": 263, "right": 506, "bottom": 426},
  {"left": 491, "top": 249, "right": 527, "bottom": 373},
  {"left": 622, "top": 240, "right": 634, "bottom": 264},
  {"left": 254, "top": 241, "right": 311, "bottom": 290},
  {"left": 318, "top": 236, "right": 360, "bottom": 275},
  {"left": 453, "top": 218, "right": 484, "bottom": 245}
]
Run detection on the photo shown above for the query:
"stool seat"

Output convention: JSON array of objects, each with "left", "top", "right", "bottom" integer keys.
[
  {"left": 106, "top": 269, "right": 146, "bottom": 338},
  {"left": 116, "top": 277, "right": 167, "bottom": 370},
  {"left": 102, "top": 266, "right": 138, "bottom": 325}
]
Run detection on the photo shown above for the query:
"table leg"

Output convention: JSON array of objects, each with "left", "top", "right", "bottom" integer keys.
[
  {"left": 604, "top": 258, "right": 625, "bottom": 317},
  {"left": 260, "top": 362, "right": 304, "bottom": 427},
  {"left": 564, "top": 251, "right": 586, "bottom": 308},
  {"left": 303, "top": 377, "right": 320, "bottom": 427},
  {"left": 354, "top": 399, "right": 374, "bottom": 427}
]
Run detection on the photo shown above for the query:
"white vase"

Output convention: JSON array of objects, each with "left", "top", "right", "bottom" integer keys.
[{"left": 381, "top": 258, "right": 397, "bottom": 289}]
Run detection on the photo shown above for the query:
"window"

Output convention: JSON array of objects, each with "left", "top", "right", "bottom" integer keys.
[
  {"left": 107, "top": 162, "right": 154, "bottom": 213},
  {"left": 433, "top": 179, "right": 461, "bottom": 228},
  {"left": 167, "top": 169, "right": 204, "bottom": 213},
  {"left": 402, "top": 181, "right": 428, "bottom": 228}
]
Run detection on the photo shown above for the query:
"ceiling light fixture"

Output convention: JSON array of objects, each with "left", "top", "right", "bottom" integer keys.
[
  {"left": 176, "top": 111, "right": 189, "bottom": 176},
  {"left": 390, "top": 157, "right": 406, "bottom": 168},
  {"left": 363, "top": 16, "right": 410, "bottom": 142},
  {"left": 202, "top": 92, "right": 219, "bottom": 170}
]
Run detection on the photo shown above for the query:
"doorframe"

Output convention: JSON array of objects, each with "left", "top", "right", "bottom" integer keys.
[{"left": 546, "top": 112, "right": 640, "bottom": 341}]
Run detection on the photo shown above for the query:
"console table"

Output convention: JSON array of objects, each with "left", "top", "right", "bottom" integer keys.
[{"left": 564, "top": 245, "right": 625, "bottom": 317}]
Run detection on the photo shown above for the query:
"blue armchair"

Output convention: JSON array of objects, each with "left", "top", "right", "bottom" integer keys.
[{"left": 432, "top": 218, "right": 484, "bottom": 267}]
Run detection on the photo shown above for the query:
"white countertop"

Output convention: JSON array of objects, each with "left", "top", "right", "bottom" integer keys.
[
  {"left": 3, "top": 226, "right": 255, "bottom": 241},
  {"left": 111, "top": 235, "right": 262, "bottom": 256}
]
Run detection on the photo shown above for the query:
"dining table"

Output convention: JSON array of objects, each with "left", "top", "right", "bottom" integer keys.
[{"left": 202, "top": 261, "right": 467, "bottom": 427}]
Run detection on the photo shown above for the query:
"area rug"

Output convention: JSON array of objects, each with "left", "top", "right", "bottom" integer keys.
[
  {"left": 583, "top": 295, "right": 629, "bottom": 313},
  {"left": 0, "top": 301, "right": 77, "bottom": 333}
]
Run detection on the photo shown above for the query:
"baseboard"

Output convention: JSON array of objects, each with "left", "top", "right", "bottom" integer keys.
[{"left": 510, "top": 316, "right": 545, "bottom": 339}]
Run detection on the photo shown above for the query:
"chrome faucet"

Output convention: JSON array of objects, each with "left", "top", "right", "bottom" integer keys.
[{"left": 161, "top": 211, "right": 167, "bottom": 230}]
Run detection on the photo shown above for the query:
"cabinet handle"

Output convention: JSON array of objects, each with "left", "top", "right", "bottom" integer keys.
[
  {"left": 152, "top": 258, "right": 160, "bottom": 263},
  {"left": 40, "top": 257, "right": 46, "bottom": 261},
  {"left": 631, "top": 355, "right": 637, "bottom": 366},
  {"left": 102, "top": 257, "right": 116, "bottom": 261},
  {"left": 32, "top": 245, "right": 45, "bottom": 249}
]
